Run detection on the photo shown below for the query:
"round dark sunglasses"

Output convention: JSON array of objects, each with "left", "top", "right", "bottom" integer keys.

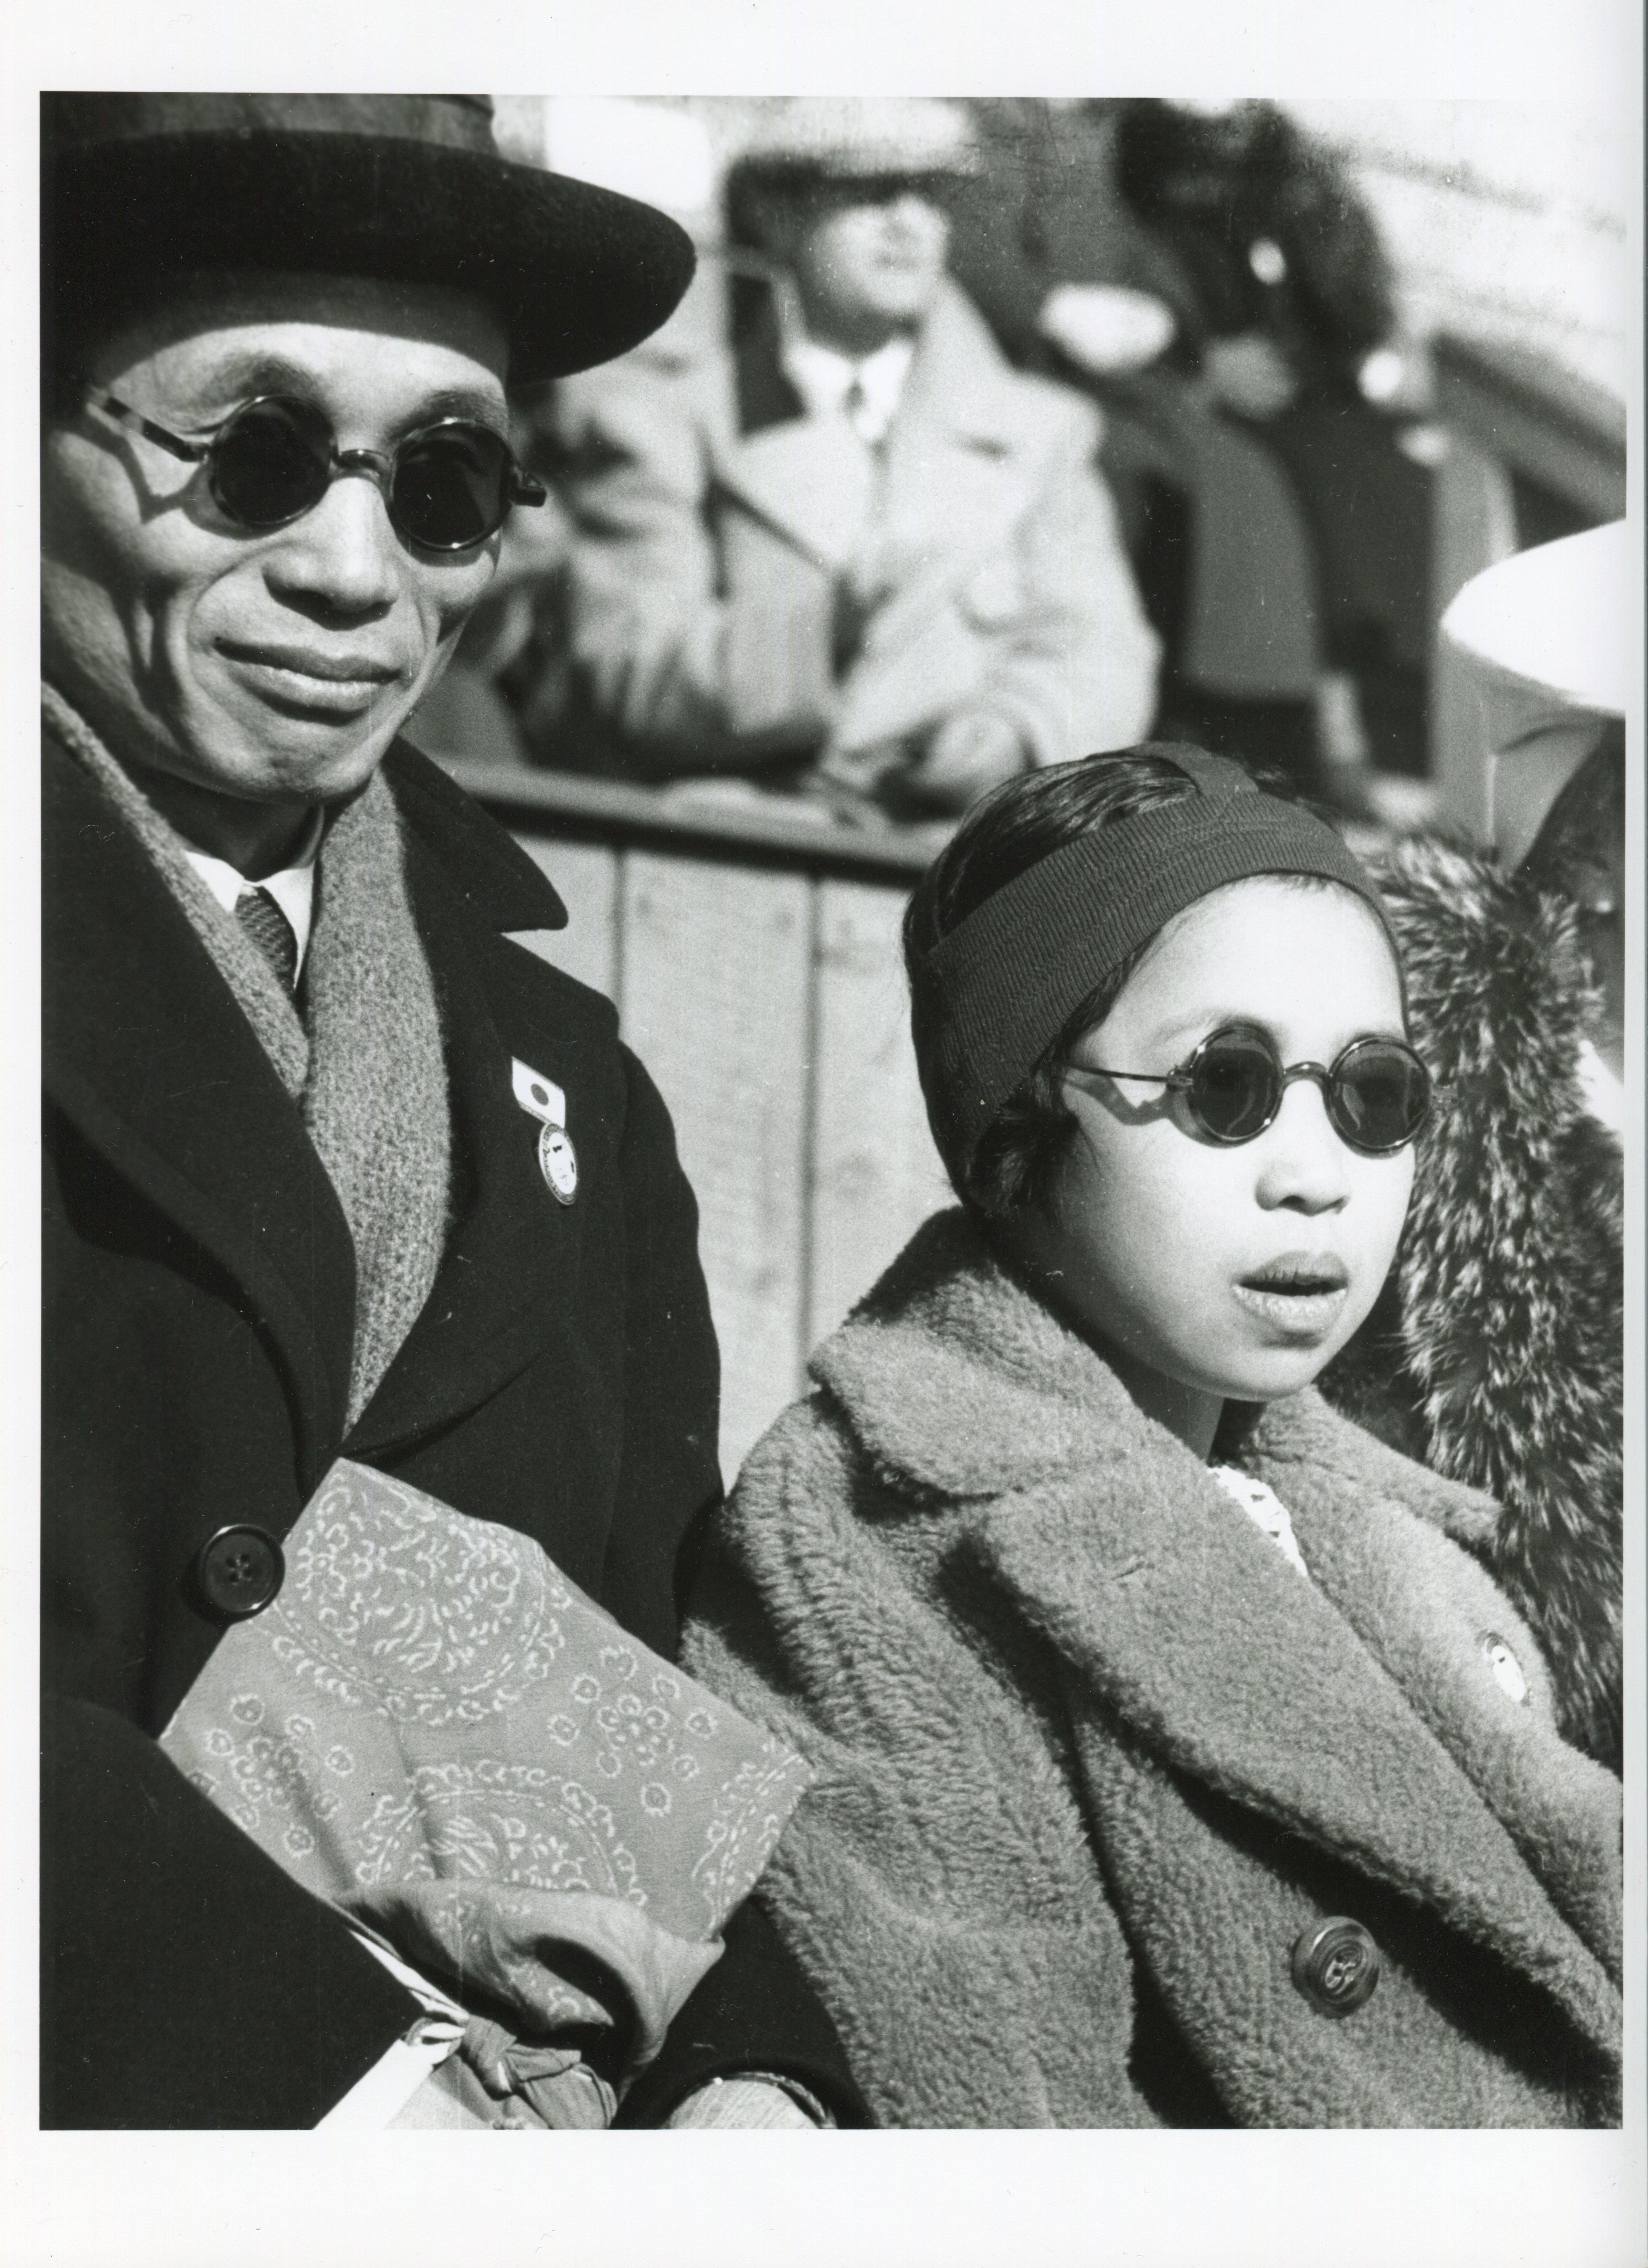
[
  {"left": 83, "top": 384, "right": 548, "bottom": 552},
  {"left": 1070, "top": 1022, "right": 1432, "bottom": 1156}
]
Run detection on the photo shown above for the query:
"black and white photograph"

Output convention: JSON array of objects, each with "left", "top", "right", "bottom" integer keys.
[{"left": 11, "top": 9, "right": 1642, "bottom": 2264}]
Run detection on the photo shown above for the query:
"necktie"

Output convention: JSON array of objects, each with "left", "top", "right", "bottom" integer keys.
[
  {"left": 842, "top": 374, "right": 880, "bottom": 448},
  {"left": 236, "top": 884, "right": 299, "bottom": 991}
]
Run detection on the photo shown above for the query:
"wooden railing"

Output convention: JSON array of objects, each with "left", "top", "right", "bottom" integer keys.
[
  {"left": 441, "top": 761, "right": 954, "bottom": 1482},
  {"left": 443, "top": 334, "right": 1625, "bottom": 1466},
  {"left": 1431, "top": 334, "right": 1627, "bottom": 524}
]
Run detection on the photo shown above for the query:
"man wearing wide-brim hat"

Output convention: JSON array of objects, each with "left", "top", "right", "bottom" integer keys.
[
  {"left": 552, "top": 97, "right": 1159, "bottom": 811},
  {"left": 41, "top": 93, "right": 864, "bottom": 2129}
]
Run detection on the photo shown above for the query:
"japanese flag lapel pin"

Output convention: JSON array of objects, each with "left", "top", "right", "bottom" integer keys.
[{"left": 511, "top": 1057, "right": 579, "bottom": 1206}]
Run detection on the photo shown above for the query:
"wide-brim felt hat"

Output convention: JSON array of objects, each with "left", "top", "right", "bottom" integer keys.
[
  {"left": 728, "top": 97, "right": 981, "bottom": 187},
  {"left": 42, "top": 93, "right": 696, "bottom": 383},
  {"left": 1440, "top": 521, "right": 1630, "bottom": 752}
]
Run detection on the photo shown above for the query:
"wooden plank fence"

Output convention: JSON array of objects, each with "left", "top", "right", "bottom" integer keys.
[
  {"left": 448, "top": 764, "right": 954, "bottom": 1482},
  {"left": 433, "top": 336, "right": 1622, "bottom": 1470}
]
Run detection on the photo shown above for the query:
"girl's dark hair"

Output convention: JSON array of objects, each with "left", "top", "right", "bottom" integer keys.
[{"left": 904, "top": 747, "right": 1203, "bottom": 1219}]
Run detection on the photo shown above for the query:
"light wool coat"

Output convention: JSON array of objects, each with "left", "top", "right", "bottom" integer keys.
[
  {"left": 554, "top": 280, "right": 1159, "bottom": 778},
  {"left": 684, "top": 1212, "right": 1621, "bottom": 2128}
]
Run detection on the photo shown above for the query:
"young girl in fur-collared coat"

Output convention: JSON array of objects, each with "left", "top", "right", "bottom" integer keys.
[{"left": 683, "top": 745, "right": 1621, "bottom": 2128}]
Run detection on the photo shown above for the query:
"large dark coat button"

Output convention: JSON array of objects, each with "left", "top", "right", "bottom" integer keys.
[
  {"left": 1291, "top": 1918, "right": 1380, "bottom": 2016},
  {"left": 192, "top": 1525, "right": 284, "bottom": 1620}
]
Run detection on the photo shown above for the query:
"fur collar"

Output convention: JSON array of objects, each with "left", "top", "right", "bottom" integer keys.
[{"left": 1322, "top": 835, "right": 1622, "bottom": 1768}]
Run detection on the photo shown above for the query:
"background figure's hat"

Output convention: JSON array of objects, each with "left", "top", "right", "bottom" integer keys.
[
  {"left": 42, "top": 93, "right": 696, "bottom": 384},
  {"left": 1440, "top": 521, "right": 1630, "bottom": 753},
  {"left": 729, "top": 97, "right": 979, "bottom": 187},
  {"left": 1109, "top": 100, "right": 1395, "bottom": 367}
]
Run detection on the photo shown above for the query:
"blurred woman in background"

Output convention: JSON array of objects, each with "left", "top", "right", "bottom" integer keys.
[{"left": 953, "top": 100, "right": 1432, "bottom": 811}]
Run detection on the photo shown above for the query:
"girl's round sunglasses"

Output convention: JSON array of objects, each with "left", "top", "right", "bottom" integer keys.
[
  {"left": 1069, "top": 1022, "right": 1432, "bottom": 1156},
  {"left": 82, "top": 383, "right": 548, "bottom": 553}
]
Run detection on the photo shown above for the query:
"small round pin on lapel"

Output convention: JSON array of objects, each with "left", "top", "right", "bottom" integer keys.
[{"left": 539, "top": 1122, "right": 579, "bottom": 1205}]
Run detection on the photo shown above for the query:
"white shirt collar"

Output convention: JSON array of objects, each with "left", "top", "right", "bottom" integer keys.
[
  {"left": 775, "top": 289, "right": 916, "bottom": 447},
  {"left": 183, "top": 805, "right": 324, "bottom": 978},
  {"left": 1209, "top": 1465, "right": 1312, "bottom": 1584}
]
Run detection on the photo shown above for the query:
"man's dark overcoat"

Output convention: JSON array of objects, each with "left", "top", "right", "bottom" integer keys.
[{"left": 42, "top": 724, "right": 859, "bottom": 2128}]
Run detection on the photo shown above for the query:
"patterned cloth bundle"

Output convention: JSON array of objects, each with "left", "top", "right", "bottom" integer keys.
[{"left": 162, "top": 1460, "right": 813, "bottom": 2118}]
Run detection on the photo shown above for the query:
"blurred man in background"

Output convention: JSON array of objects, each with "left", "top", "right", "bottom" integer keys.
[{"left": 551, "top": 97, "right": 1158, "bottom": 818}]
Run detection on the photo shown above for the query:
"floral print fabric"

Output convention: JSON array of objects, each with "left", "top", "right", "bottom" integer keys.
[{"left": 161, "top": 1460, "right": 812, "bottom": 2072}]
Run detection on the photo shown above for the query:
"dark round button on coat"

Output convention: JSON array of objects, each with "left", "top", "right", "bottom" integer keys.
[
  {"left": 193, "top": 1525, "right": 285, "bottom": 1620},
  {"left": 1291, "top": 1917, "right": 1380, "bottom": 2016}
]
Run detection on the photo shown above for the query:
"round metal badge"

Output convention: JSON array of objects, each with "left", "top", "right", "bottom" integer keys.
[{"left": 538, "top": 1122, "right": 579, "bottom": 1206}]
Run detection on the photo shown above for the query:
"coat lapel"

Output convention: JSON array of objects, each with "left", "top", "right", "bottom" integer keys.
[
  {"left": 965, "top": 1462, "right": 1616, "bottom": 2048},
  {"left": 1236, "top": 1388, "right": 1622, "bottom": 1981},
  {"left": 340, "top": 748, "right": 582, "bottom": 1460},
  {"left": 707, "top": 282, "right": 1035, "bottom": 584},
  {"left": 43, "top": 732, "right": 356, "bottom": 1473},
  {"left": 859, "top": 286, "right": 1046, "bottom": 652},
  {"left": 711, "top": 418, "right": 880, "bottom": 576},
  {"left": 817, "top": 1211, "right": 1618, "bottom": 2049}
]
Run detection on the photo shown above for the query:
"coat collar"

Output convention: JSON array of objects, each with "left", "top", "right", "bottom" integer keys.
[
  {"left": 339, "top": 827, "right": 587, "bottom": 1461},
  {"left": 381, "top": 739, "right": 566, "bottom": 933},
  {"left": 882, "top": 280, "right": 1036, "bottom": 455},
  {"left": 811, "top": 1211, "right": 1620, "bottom": 2045},
  {"left": 709, "top": 281, "right": 1036, "bottom": 574},
  {"left": 45, "top": 727, "right": 576, "bottom": 1483}
]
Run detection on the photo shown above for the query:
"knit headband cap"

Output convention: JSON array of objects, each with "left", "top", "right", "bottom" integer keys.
[{"left": 918, "top": 746, "right": 1397, "bottom": 1170}]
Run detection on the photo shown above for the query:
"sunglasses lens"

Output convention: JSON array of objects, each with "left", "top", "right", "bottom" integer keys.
[
  {"left": 1187, "top": 1030, "right": 1281, "bottom": 1142},
  {"left": 210, "top": 399, "right": 333, "bottom": 528},
  {"left": 390, "top": 426, "right": 512, "bottom": 549},
  {"left": 1331, "top": 1042, "right": 1431, "bottom": 1154}
]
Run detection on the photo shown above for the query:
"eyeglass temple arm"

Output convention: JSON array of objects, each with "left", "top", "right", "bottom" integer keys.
[
  {"left": 80, "top": 385, "right": 209, "bottom": 464},
  {"left": 1068, "top": 1064, "right": 1184, "bottom": 1087},
  {"left": 1081, "top": 1061, "right": 1346, "bottom": 1091}
]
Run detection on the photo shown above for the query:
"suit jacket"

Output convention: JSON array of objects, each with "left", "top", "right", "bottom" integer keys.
[
  {"left": 41, "top": 725, "right": 863, "bottom": 2128},
  {"left": 554, "top": 279, "right": 1159, "bottom": 779},
  {"left": 684, "top": 1211, "right": 1621, "bottom": 2127}
]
